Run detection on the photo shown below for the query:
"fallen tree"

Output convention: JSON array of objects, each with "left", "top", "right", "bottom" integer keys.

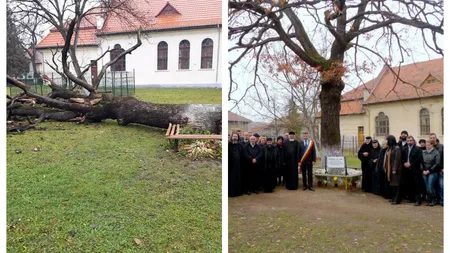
[
  {"left": 7, "top": 76, "right": 222, "bottom": 133},
  {"left": 7, "top": 0, "right": 221, "bottom": 133}
]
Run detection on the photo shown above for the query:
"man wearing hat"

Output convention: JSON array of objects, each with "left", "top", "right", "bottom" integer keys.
[
  {"left": 262, "top": 138, "right": 278, "bottom": 193},
  {"left": 358, "top": 136, "right": 373, "bottom": 192},
  {"left": 397, "top": 130, "right": 409, "bottom": 148},
  {"left": 253, "top": 133, "right": 260, "bottom": 143},
  {"left": 282, "top": 131, "right": 301, "bottom": 190}
]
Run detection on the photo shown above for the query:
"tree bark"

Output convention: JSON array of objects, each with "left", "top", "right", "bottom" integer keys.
[
  {"left": 319, "top": 77, "right": 345, "bottom": 161},
  {"left": 7, "top": 76, "right": 222, "bottom": 133},
  {"left": 7, "top": 97, "right": 222, "bottom": 133},
  {"left": 85, "top": 97, "right": 222, "bottom": 133}
]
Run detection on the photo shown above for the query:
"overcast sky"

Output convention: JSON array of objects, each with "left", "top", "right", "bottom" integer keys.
[{"left": 228, "top": 3, "right": 444, "bottom": 123}]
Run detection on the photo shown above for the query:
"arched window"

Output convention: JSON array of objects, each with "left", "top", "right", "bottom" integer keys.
[
  {"left": 178, "top": 40, "right": 190, "bottom": 70},
  {"left": 420, "top": 108, "right": 430, "bottom": 135},
  {"left": 375, "top": 112, "right": 389, "bottom": 136},
  {"left": 110, "top": 44, "right": 125, "bottom": 71},
  {"left": 201, "top": 38, "right": 213, "bottom": 69},
  {"left": 157, "top": 41, "right": 168, "bottom": 70}
]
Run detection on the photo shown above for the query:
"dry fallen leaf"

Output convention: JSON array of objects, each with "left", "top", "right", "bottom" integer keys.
[{"left": 134, "top": 238, "right": 142, "bottom": 245}]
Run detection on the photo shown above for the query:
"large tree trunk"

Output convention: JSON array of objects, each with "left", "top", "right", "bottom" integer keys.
[
  {"left": 86, "top": 97, "right": 222, "bottom": 132},
  {"left": 319, "top": 77, "right": 345, "bottom": 164},
  {"left": 8, "top": 97, "right": 222, "bottom": 133},
  {"left": 7, "top": 76, "right": 221, "bottom": 133}
]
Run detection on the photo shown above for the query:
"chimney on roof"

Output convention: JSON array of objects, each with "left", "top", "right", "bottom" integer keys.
[
  {"left": 96, "top": 15, "right": 105, "bottom": 29},
  {"left": 363, "top": 87, "right": 370, "bottom": 101}
]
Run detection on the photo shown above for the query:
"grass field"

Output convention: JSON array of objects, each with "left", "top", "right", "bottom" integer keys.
[
  {"left": 134, "top": 87, "right": 221, "bottom": 104},
  {"left": 7, "top": 88, "right": 222, "bottom": 252}
]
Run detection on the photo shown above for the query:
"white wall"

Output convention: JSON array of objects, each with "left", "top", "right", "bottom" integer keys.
[
  {"left": 97, "top": 27, "right": 222, "bottom": 86},
  {"left": 39, "top": 46, "right": 98, "bottom": 84}
]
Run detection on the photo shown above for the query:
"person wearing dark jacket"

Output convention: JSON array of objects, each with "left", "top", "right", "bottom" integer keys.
[
  {"left": 299, "top": 132, "right": 316, "bottom": 191},
  {"left": 244, "top": 136, "right": 263, "bottom": 194},
  {"left": 376, "top": 140, "right": 390, "bottom": 198},
  {"left": 358, "top": 136, "right": 373, "bottom": 192},
  {"left": 384, "top": 135, "right": 403, "bottom": 204},
  {"left": 421, "top": 139, "right": 441, "bottom": 206},
  {"left": 275, "top": 136, "right": 285, "bottom": 186},
  {"left": 229, "top": 133, "right": 244, "bottom": 197},
  {"left": 369, "top": 140, "right": 381, "bottom": 194},
  {"left": 430, "top": 133, "right": 444, "bottom": 206},
  {"left": 401, "top": 136, "right": 424, "bottom": 205},
  {"left": 283, "top": 131, "right": 301, "bottom": 190},
  {"left": 262, "top": 138, "right": 278, "bottom": 193}
]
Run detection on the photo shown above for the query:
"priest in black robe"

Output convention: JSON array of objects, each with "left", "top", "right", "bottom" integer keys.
[
  {"left": 262, "top": 138, "right": 278, "bottom": 193},
  {"left": 276, "top": 136, "right": 285, "bottom": 186},
  {"left": 369, "top": 140, "right": 381, "bottom": 194},
  {"left": 244, "top": 136, "right": 263, "bottom": 194},
  {"left": 283, "top": 131, "right": 302, "bottom": 190},
  {"left": 229, "top": 133, "right": 243, "bottom": 197},
  {"left": 358, "top": 136, "right": 373, "bottom": 192}
]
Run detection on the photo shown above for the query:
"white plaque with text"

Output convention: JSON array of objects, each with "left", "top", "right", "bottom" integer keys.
[{"left": 326, "top": 156, "right": 346, "bottom": 169}]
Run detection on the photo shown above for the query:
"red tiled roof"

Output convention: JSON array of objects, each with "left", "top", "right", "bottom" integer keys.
[
  {"left": 36, "top": 0, "right": 221, "bottom": 48},
  {"left": 250, "top": 123, "right": 268, "bottom": 134},
  {"left": 100, "top": 0, "right": 222, "bottom": 34},
  {"left": 317, "top": 58, "right": 443, "bottom": 118},
  {"left": 36, "top": 28, "right": 98, "bottom": 48},
  {"left": 316, "top": 99, "right": 366, "bottom": 117},
  {"left": 363, "top": 58, "right": 443, "bottom": 104},
  {"left": 342, "top": 80, "right": 374, "bottom": 101},
  {"left": 229, "top": 111, "right": 251, "bottom": 123}
]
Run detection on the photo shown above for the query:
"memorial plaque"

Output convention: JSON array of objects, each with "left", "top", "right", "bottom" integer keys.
[{"left": 325, "top": 156, "right": 347, "bottom": 175}]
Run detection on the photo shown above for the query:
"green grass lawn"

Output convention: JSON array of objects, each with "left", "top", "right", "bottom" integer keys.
[
  {"left": 7, "top": 88, "right": 222, "bottom": 252},
  {"left": 134, "top": 88, "right": 221, "bottom": 104}
]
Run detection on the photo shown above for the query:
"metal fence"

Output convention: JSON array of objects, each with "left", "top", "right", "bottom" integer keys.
[
  {"left": 341, "top": 135, "right": 360, "bottom": 155},
  {"left": 7, "top": 76, "right": 50, "bottom": 97},
  {"left": 98, "top": 70, "right": 135, "bottom": 97},
  {"left": 8, "top": 70, "right": 135, "bottom": 97}
]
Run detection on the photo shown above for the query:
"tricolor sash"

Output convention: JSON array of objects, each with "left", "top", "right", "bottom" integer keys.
[{"left": 300, "top": 140, "right": 314, "bottom": 166}]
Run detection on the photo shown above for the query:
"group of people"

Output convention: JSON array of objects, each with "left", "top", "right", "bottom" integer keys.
[
  {"left": 228, "top": 130, "right": 316, "bottom": 198},
  {"left": 358, "top": 131, "right": 444, "bottom": 206}
]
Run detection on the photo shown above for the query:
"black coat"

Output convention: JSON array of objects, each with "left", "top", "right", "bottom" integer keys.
[
  {"left": 228, "top": 142, "right": 244, "bottom": 197},
  {"left": 358, "top": 141, "right": 373, "bottom": 191},
  {"left": 262, "top": 145, "right": 278, "bottom": 191},
  {"left": 276, "top": 144, "right": 285, "bottom": 176},
  {"left": 369, "top": 146, "right": 381, "bottom": 171},
  {"left": 397, "top": 140, "right": 407, "bottom": 148},
  {"left": 244, "top": 143, "right": 262, "bottom": 164},
  {"left": 401, "top": 145, "right": 423, "bottom": 171},
  {"left": 282, "top": 140, "right": 301, "bottom": 190},
  {"left": 435, "top": 143, "right": 444, "bottom": 170}
]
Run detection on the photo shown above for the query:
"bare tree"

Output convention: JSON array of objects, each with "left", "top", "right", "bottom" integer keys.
[
  {"left": 7, "top": 0, "right": 221, "bottom": 133},
  {"left": 259, "top": 46, "right": 322, "bottom": 146},
  {"left": 229, "top": 0, "right": 443, "bottom": 155}
]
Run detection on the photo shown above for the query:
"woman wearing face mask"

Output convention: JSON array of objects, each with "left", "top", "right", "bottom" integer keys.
[{"left": 421, "top": 139, "right": 441, "bottom": 206}]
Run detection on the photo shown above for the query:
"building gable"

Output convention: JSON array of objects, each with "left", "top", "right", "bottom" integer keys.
[
  {"left": 421, "top": 74, "right": 442, "bottom": 86},
  {"left": 156, "top": 2, "right": 181, "bottom": 16}
]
